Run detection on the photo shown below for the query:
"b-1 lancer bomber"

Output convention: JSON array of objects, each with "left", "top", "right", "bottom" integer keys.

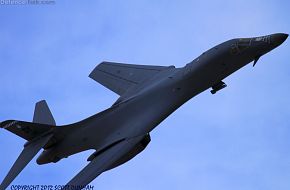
[{"left": 0, "top": 33, "right": 288, "bottom": 190}]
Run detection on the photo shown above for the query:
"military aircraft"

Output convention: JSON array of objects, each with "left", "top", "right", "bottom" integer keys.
[{"left": 0, "top": 33, "right": 288, "bottom": 190}]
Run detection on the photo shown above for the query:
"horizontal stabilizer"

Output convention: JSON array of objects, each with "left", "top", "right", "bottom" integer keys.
[
  {"left": 0, "top": 133, "right": 53, "bottom": 190},
  {"left": 33, "top": 100, "right": 56, "bottom": 126},
  {"left": 89, "top": 62, "right": 170, "bottom": 95},
  {"left": 0, "top": 120, "right": 53, "bottom": 141}
]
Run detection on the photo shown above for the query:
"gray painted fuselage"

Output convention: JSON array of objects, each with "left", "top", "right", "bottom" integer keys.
[{"left": 37, "top": 33, "right": 288, "bottom": 169}]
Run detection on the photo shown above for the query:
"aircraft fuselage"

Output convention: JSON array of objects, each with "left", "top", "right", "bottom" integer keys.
[
  {"left": 1, "top": 33, "right": 288, "bottom": 190},
  {"left": 37, "top": 33, "right": 288, "bottom": 169}
]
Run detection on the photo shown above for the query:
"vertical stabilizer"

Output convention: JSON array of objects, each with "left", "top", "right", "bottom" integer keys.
[{"left": 33, "top": 100, "right": 56, "bottom": 126}]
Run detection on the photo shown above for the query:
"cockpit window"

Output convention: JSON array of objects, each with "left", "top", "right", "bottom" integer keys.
[
  {"left": 238, "top": 38, "right": 251, "bottom": 44},
  {"left": 237, "top": 38, "right": 251, "bottom": 51},
  {"left": 230, "top": 38, "right": 251, "bottom": 54},
  {"left": 231, "top": 38, "right": 251, "bottom": 54}
]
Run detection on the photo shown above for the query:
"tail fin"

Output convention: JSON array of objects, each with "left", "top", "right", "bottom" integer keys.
[
  {"left": 0, "top": 100, "right": 56, "bottom": 190},
  {"left": 33, "top": 100, "right": 56, "bottom": 126},
  {"left": 0, "top": 100, "right": 56, "bottom": 141}
]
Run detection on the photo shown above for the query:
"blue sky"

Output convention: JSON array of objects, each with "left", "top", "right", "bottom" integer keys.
[{"left": 0, "top": 0, "right": 290, "bottom": 189}]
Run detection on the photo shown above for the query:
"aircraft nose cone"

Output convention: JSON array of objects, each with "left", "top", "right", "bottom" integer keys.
[{"left": 271, "top": 33, "right": 288, "bottom": 46}]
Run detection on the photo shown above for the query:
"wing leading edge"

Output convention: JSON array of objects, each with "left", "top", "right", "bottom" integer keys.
[
  {"left": 0, "top": 133, "right": 53, "bottom": 190},
  {"left": 89, "top": 61, "right": 172, "bottom": 96}
]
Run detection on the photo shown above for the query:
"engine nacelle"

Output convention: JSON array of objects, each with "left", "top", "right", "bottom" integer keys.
[
  {"left": 37, "top": 149, "right": 62, "bottom": 164},
  {"left": 105, "top": 134, "right": 151, "bottom": 171}
]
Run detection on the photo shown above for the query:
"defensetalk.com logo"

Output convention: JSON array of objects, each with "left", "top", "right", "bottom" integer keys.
[{"left": 0, "top": 0, "right": 55, "bottom": 5}]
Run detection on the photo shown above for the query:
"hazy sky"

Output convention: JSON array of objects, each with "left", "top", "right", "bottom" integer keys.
[{"left": 0, "top": 0, "right": 289, "bottom": 189}]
